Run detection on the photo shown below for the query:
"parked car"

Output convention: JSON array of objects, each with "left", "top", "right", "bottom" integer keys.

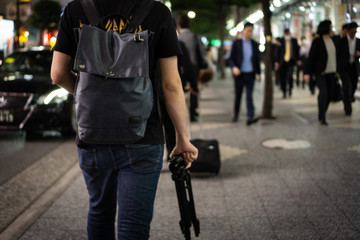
[{"left": 0, "top": 46, "right": 77, "bottom": 136}]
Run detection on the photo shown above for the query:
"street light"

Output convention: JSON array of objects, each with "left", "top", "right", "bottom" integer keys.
[{"left": 187, "top": 11, "right": 196, "bottom": 19}]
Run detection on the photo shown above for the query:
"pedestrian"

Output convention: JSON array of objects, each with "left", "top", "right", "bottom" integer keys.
[
  {"left": 272, "top": 37, "right": 282, "bottom": 86},
  {"left": 274, "top": 29, "right": 300, "bottom": 98},
  {"left": 297, "top": 36, "right": 310, "bottom": 89},
  {"left": 333, "top": 23, "right": 349, "bottom": 46},
  {"left": 338, "top": 21, "right": 360, "bottom": 111},
  {"left": 304, "top": 20, "right": 338, "bottom": 126},
  {"left": 228, "top": 22, "right": 261, "bottom": 125},
  {"left": 50, "top": 1, "right": 198, "bottom": 239},
  {"left": 177, "top": 14, "right": 208, "bottom": 122}
]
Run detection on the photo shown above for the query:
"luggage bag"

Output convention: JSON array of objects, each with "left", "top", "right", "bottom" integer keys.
[{"left": 190, "top": 139, "right": 220, "bottom": 175}]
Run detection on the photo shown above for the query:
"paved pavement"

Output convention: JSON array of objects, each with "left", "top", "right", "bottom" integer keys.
[{"left": 2, "top": 73, "right": 360, "bottom": 240}]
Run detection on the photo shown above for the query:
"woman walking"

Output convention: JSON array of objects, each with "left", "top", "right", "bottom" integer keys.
[{"left": 304, "top": 20, "right": 338, "bottom": 126}]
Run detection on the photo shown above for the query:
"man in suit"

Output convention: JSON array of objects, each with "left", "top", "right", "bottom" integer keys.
[
  {"left": 275, "top": 29, "right": 300, "bottom": 98},
  {"left": 338, "top": 22, "right": 360, "bottom": 115},
  {"left": 228, "top": 22, "right": 261, "bottom": 125}
]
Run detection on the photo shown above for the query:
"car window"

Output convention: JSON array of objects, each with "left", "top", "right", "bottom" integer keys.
[{"left": 0, "top": 51, "right": 52, "bottom": 77}]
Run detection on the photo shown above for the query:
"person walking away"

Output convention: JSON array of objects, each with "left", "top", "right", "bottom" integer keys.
[
  {"left": 304, "top": 20, "right": 338, "bottom": 126},
  {"left": 272, "top": 37, "right": 282, "bottom": 86},
  {"left": 275, "top": 29, "right": 300, "bottom": 98},
  {"left": 177, "top": 14, "right": 208, "bottom": 122},
  {"left": 338, "top": 22, "right": 360, "bottom": 113},
  {"left": 297, "top": 36, "right": 310, "bottom": 89},
  {"left": 50, "top": 1, "right": 198, "bottom": 239},
  {"left": 228, "top": 22, "right": 261, "bottom": 125}
]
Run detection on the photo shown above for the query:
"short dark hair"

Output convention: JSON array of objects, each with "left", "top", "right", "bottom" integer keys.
[
  {"left": 317, "top": 20, "right": 332, "bottom": 36},
  {"left": 347, "top": 21, "right": 358, "bottom": 30},
  {"left": 177, "top": 14, "right": 190, "bottom": 29},
  {"left": 244, "top": 22, "right": 253, "bottom": 29},
  {"left": 342, "top": 23, "right": 349, "bottom": 30},
  {"left": 284, "top": 28, "right": 290, "bottom": 34}
]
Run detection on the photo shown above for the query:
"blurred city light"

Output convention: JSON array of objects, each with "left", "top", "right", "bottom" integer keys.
[
  {"left": 246, "top": 10, "right": 264, "bottom": 23},
  {"left": 270, "top": 4, "right": 275, "bottom": 12},
  {"left": 164, "top": 1, "right": 171, "bottom": 10},
  {"left": 187, "top": 11, "right": 196, "bottom": 19},
  {"left": 273, "top": 0, "right": 281, "bottom": 8}
]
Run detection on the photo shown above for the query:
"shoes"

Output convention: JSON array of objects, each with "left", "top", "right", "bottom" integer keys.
[
  {"left": 345, "top": 112, "right": 352, "bottom": 116},
  {"left": 232, "top": 116, "right": 238, "bottom": 122},
  {"left": 246, "top": 117, "right": 259, "bottom": 126},
  {"left": 319, "top": 120, "right": 328, "bottom": 126}
]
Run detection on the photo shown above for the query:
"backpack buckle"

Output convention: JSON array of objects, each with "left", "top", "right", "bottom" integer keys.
[
  {"left": 106, "top": 71, "right": 115, "bottom": 77},
  {"left": 134, "top": 34, "right": 144, "bottom": 42}
]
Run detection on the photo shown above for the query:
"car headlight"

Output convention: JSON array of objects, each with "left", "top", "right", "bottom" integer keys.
[{"left": 37, "top": 88, "right": 69, "bottom": 105}]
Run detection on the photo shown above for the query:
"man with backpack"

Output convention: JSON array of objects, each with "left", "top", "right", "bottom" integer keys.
[{"left": 51, "top": 0, "right": 198, "bottom": 239}]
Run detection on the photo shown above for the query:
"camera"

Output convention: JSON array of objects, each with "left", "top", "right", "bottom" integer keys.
[{"left": 169, "top": 155, "right": 189, "bottom": 180}]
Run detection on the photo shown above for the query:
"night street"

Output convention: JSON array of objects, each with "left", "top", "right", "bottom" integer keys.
[{"left": 1, "top": 71, "right": 360, "bottom": 239}]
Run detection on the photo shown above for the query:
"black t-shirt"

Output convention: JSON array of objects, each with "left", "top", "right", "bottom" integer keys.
[{"left": 54, "top": 0, "right": 182, "bottom": 146}]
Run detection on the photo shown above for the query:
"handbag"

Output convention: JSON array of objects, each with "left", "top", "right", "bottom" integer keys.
[
  {"left": 198, "top": 68, "right": 214, "bottom": 84},
  {"left": 332, "top": 78, "right": 343, "bottom": 102}
]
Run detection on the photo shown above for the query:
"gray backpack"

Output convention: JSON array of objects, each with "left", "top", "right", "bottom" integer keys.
[{"left": 73, "top": 0, "right": 154, "bottom": 144}]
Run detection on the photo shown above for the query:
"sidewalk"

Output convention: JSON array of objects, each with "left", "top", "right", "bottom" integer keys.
[{"left": 15, "top": 74, "right": 360, "bottom": 239}]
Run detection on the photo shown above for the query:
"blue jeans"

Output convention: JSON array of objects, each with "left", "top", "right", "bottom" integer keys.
[{"left": 77, "top": 144, "right": 164, "bottom": 240}]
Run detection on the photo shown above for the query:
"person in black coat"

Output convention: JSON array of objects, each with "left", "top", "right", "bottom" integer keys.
[
  {"left": 274, "top": 29, "right": 300, "bottom": 98},
  {"left": 338, "top": 21, "right": 360, "bottom": 115},
  {"left": 304, "top": 20, "right": 338, "bottom": 126},
  {"left": 228, "top": 22, "right": 261, "bottom": 125}
]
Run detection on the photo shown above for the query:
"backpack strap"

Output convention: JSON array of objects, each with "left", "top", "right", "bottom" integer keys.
[
  {"left": 80, "top": 0, "right": 154, "bottom": 31},
  {"left": 79, "top": 0, "right": 101, "bottom": 27}
]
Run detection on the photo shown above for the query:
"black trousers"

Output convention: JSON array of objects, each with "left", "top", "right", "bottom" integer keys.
[
  {"left": 316, "top": 73, "right": 337, "bottom": 122},
  {"left": 339, "top": 69, "right": 354, "bottom": 115},
  {"left": 279, "top": 62, "right": 295, "bottom": 97},
  {"left": 349, "top": 63, "right": 359, "bottom": 100}
]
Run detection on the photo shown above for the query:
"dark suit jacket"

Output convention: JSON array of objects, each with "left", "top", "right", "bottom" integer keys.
[
  {"left": 304, "top": 36, "right": 338, "bottom": 75},
  {"left": 275, "top": 37, "right": 299, "bottom": 65},
  {"left": 338, "top": 36, "right": 360, "bottom": 75},
  {"left": 228, "top": 38, "right": 261, "bottom": 74}
]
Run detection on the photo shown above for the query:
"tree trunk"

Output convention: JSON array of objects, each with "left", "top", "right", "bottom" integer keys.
[
  {"left": 261, "top": 0, "right": 275, "bottom": 119},
  {"left": 218, "top": 1, "right": 226, "bottom": 79}
]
